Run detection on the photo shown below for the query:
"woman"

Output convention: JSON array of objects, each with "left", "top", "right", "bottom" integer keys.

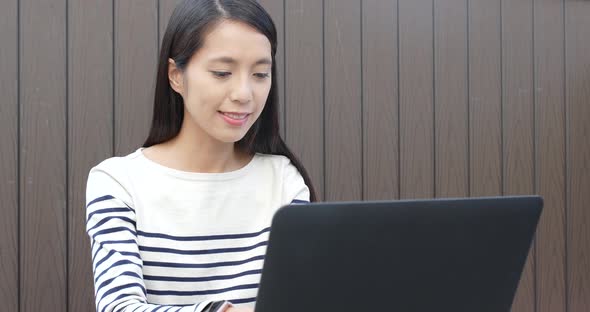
[{"left": 85, "top": 0, "right": 317, "bottom": 311}]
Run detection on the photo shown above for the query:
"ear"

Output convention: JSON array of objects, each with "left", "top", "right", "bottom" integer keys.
[{"left": 168, "top": 58, "right": 184, "bottom": 95}]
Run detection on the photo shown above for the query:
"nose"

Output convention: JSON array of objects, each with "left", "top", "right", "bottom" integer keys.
[{"left": 229, "top": 74, "right": 253, "bottom": 104}]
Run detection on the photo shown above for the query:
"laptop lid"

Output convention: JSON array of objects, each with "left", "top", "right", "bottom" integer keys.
[{"left": 254, "top": 196, "right": 543, "bottom": 312}]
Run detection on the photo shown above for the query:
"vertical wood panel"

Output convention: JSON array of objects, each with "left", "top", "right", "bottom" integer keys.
[
  {"left": 502, "top": 0, "right": 536, "bottom": 310},
  {"left": 399, "top": 0, "right": 434, "bottom": 199},
  {"left": 434, "top": 0, "right": 468, "bottom": 198},
  {"left": 324, "top": 0, "right": 362, "bottom": 201},
  {"left": 362, "top": 0, "right": 398, "bottom": 200},
  {"left": 0, "top": 0, "right": 19, "bottom": 310},
  {"left": 258, "top": 0, "right": 286, "bottom": 138},
  {"left": 469, "top": 0, "right": 502, "bottom": 197},
  {"left": 285, "top": 0, "right": 325, "bottom": 200},
  {"left": 534, "top": 0, "right": 567, "bottom": 310},
  {"left": 115, "top": 0, "right": 158, "bottom": 156},
  {"left": 566, "top": 0, "right": 590, "bottom": 310},
  {"left": 159, "top": 0, "right": 182, "bottom": 47},
  {"left": 20, "top": 0, "right": 67, "bottom": 311},
  {"left": 68, "top": 0, "right": 113, "bottom": 311}
]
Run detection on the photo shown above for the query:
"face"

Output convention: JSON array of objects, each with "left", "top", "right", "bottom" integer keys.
[{"left": 169, "top": 20, "right": 273, "bottom": 144}]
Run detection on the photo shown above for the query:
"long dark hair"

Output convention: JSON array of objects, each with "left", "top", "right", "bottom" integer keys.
[{"left": 143, "top": 0, "right": 317, "bottom": 202}]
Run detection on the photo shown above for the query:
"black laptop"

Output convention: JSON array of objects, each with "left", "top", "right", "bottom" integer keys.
[{"left": 254, "top": 196, "right": 543, "bottom": 312}]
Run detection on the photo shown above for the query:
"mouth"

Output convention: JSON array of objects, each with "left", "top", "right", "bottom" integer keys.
[
  {"left": 219, "top": 111, "right": 250, "bottom": 120},
  {"left": 218, "top": 111, "right": 251, "bottom": 126}
]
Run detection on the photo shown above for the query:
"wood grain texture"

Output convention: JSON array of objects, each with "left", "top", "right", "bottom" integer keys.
[
  {"left": 20, "top": 0, "right": 67, "bottom": 311},
  {"left": 114, "top": 0, "right": 158, "bottom": 156},
  {"left": 258, "top": 0, "right": 286, "bottom": 138},
  {"left": 324, "top": 0, "right": 362, "bottom": 201},
  {"left": 285, "top": 0, "right": 325, "bottom": 200},
  {"left": 434, "top": 0, "right": 468, "bottom": 198},
  {"left": 0, "top": 0, "right": 19, "bottom": 310},
  {"left": 565, "top": 0, "right": 590, "bottom": 310},
  {"left": 502, "top": 0, "right": 536, "bottom": 310},
  {"left": 398, "top": 0, "right": 434, "bottom": 199},
  {"left": 469, "top": 0, "right": 502, "bottom": 197},
  {"left": 534, "top": 0, "right": 567, "bottom": 310},
  {"left": 362, "top": 0, "right": 399, "bottom": 200},
  {"left": 67, "top": 0, "right": 114, "bottom": 311}
]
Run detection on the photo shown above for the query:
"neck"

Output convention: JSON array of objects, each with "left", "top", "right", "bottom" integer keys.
[{"left": 152, "top": 115, "right": 248, "bottom": 173}]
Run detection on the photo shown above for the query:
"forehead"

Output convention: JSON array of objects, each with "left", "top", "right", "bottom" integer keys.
[{"left": 196, "top": 20, "right": 272, "bottom": 64}]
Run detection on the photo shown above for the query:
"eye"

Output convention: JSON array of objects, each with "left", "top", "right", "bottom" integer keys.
[
  {"left": 211, "top": 71, "right": 231, "bottom": 78},
  {"left": 254, "top": 73, "right": 270, "bottom": 79}
]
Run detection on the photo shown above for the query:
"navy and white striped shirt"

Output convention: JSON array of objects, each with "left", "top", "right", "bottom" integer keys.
[{"left": 86, "top": 148, "right": 310, "bottom": 312}]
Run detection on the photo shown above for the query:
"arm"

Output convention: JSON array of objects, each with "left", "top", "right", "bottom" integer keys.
[
  {"left": 86, "top": 168, "right": 231, "bottom": 312},
  {"left": 281, "top": 159, "right": 311, "bottom": 205}
]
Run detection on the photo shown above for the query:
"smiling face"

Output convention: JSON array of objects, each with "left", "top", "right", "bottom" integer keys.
[{"left": 168, "top": 19, "right": 273, "bottom": 145}]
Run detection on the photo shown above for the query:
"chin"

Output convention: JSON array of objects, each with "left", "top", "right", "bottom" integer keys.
[{"left": 215, "top": 131, "right": 249, "bottom": 144}]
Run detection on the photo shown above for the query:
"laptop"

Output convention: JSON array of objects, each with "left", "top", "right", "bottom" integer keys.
[{"left": 254, "top": 196, "right": 543, "bottom": 312}]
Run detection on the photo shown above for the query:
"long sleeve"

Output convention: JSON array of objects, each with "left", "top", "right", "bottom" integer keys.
[{"left": 86, "top": 167, "right": 227, "bottom": 312}]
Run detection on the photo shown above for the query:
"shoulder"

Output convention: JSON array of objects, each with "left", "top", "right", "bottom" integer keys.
[
  {"left": 255, "top": 153, "right": 310, "bottom": 203},
  {"left": 89, "top": 148, "right": 143, "bottom": 177},
  {"left": 254, "top": 153, "right": 291, "bottom": 168},
  {"left": 253, "top": 153, "right": 301, "bottom": 178},
  {"left": 86, "top": 149, "right": 143, "bottom": 206}
]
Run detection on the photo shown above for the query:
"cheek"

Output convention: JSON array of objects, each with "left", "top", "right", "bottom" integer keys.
[
  {"left": 185, "top": 73, "right": 225, "bottom": 112},
  {"left": 254, "top": 83, "right": 272, "bottom": 109}
]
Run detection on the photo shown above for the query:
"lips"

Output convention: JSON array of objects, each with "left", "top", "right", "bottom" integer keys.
[
  {"left": 219, "top": 111, "right": 249, "bottom": 120},
  {"left": 218, "top": 111, "right": 251, "bottom": 126}
]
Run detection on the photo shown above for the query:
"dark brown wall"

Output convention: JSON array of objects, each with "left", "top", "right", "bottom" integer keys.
[{"left": 0, "top": 0, "right": 588, "bottom": 311}]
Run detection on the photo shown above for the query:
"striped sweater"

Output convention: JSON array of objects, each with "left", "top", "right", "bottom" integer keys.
[{"left": 86, "top": 148, "right": 310, "bottom": 312}]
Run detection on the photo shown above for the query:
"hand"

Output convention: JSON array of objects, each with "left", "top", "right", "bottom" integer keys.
[{"left": 225, "top": 307, "right": 254, "bottom": 312}]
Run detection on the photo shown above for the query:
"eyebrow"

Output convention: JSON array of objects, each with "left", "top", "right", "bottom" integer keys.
[{"left": 208, "top": 56, "right": 272, "bottom": 66}]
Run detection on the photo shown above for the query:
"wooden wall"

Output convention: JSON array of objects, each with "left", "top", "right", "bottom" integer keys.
[{"left": 0, "top": 0, "right": 588, "bottom": 311}]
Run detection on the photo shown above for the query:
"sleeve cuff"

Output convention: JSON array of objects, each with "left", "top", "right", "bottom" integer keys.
[{"left": 203, "top": 300, "right": 233, "bottom": 312}]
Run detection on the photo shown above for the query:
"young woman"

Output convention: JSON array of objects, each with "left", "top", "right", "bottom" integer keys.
[{"left": 85, "top": 0, "right": 317, "bottom": 311}]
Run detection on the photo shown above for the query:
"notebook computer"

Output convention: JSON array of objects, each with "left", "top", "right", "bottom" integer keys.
[{"left": 254, "top": 196, "right": 543, "bottom": 312}]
